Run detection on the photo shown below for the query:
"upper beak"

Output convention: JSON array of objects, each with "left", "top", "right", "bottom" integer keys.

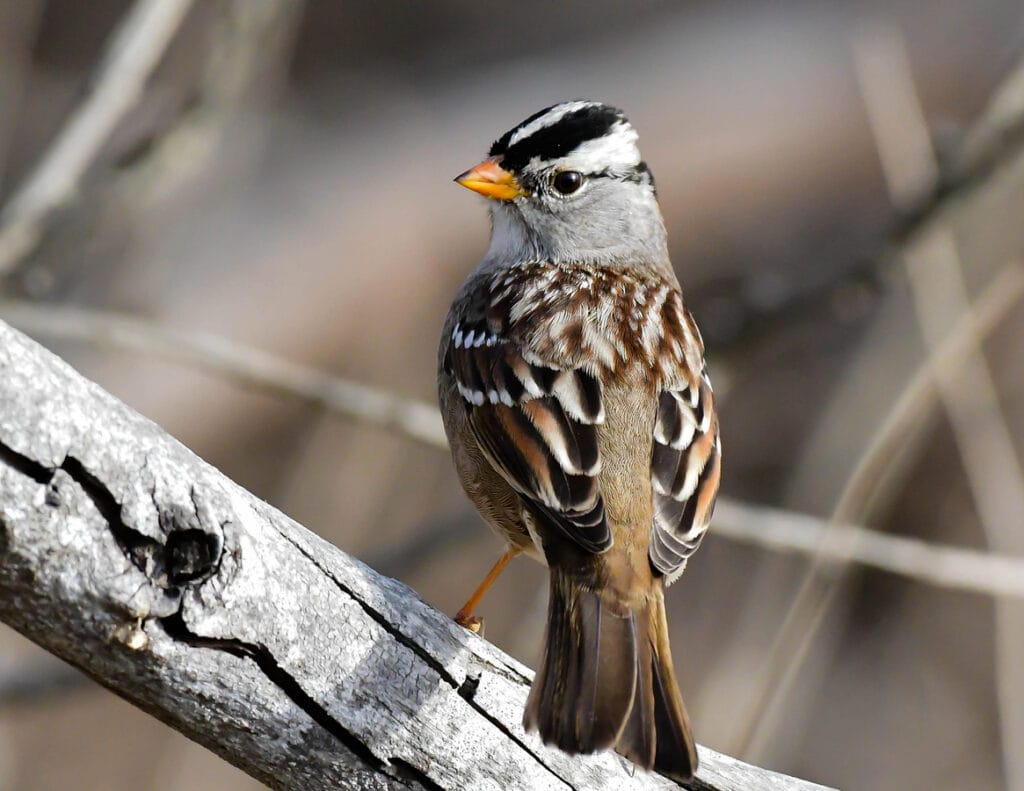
[{"left": 454, "top": 157, "right": 526, "bottom": 200}]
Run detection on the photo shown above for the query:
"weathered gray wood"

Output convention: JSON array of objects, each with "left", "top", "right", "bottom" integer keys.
[{"left": 0, "top": 320, "right": 835, "bottom": 791}]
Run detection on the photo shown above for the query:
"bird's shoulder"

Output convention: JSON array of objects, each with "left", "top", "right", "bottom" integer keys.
[{"left": 443, "top": 260, "right": 703, "bottom": 387}]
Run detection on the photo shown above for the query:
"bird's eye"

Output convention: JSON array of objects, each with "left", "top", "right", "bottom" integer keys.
[{"left": 551, "top": 170, "right": 584, "bottom": 195}]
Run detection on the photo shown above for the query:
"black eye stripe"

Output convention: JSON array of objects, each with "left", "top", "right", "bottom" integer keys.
[{"left": 520, "top": 164, "right": 654, "bottom": 199}]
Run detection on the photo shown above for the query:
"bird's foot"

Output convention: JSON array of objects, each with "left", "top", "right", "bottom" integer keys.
[{"left": 454, "top": 610, "right": 484, "bottom": 635}]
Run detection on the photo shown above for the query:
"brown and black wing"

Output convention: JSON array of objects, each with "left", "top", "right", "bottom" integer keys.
[
  {"left": 649, "top": 367, "right": 721, "bottom": 581},
  {"left": 443, "top": 314, "right": 611, "bottom": 554}
]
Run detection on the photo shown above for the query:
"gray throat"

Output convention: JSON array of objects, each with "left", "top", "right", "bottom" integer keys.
[{"left": 477, "top": 199, "right": 674, "bottom": 277}]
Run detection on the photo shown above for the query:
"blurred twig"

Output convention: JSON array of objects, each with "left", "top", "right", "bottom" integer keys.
[
  {"left": 907, "top": 232, "right": 1024, "bottom": 791},
  {"left": 718, "top": 36, "right": 1024, "bottom": 357},
  {"left": 714, "top": 498, "right": 1024, "bottom": 600},
  {"left": 0, "top": 656, "right": 88, "bottom": 706},
  {"left": 0, "top": 301, "right": 447, "bottom": 449},
  {"left": 373, "top": 494, "right": 1024, "bottom": 603},
  {"left": 0, "top": 1, "right": 45, "bottom": 192},
  {"left": 730, "top": 262, "right": 1024, "bottom": 760},
  {"left": 108, "top": 0, "right": 302, "bottom": 207},
  {"left": 896, "top": 54, "right": 1024, "bottom": 238},
  {"left": 738, "top": 25, "right": 1024, "bottom": 774},
  {"left": 736, "top": 25, "right": 938, "bottom": 758},
  {"left": 5, "top": 300, "right": 1024, "bottom": 602},
  {"left": 871, "top": 33, "right": 1024, "bottom": 791},
  {"left": 0, "top": 0, "right": 195, "bottom": 277}
]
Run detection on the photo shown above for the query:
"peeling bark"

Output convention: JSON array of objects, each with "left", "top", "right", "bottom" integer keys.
[{"left": 0, "top": 320, "right": 833, "bottom": 791}]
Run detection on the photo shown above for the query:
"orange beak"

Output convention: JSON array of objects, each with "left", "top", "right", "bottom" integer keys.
[{"left": 454, "top": 157, "right": 526, "bottom": 200}]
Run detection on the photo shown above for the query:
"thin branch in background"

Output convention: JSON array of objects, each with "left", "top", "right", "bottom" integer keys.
[
  {"left": 734, "top": 260, "right": 1024, "bottom": 759},
  {"left": 4, "top": 302, "right": 1024, "bottom": 603},
  {"left": 0, "top": 655, "right": 88, "bottom": 706},
  {"left": 869, "top": 29, "right": 1024, "bottom": 791},
  {"left": 0, "top": 0, "right": 195, "bottom": 277},
  {"left": 735, "top": 24, "right": 928, "bottom": 759},
  {"left": 855, "top": 23, "right": 940, "bottom": 213},
  {"left": 0, "top": 2, "right": 45, "bottom": 192},
  {"left": 737, "top": 23, "right": 1024, "bottom": 772},
  {"left": 713, "top": 498, "right": 1024, "bottom": 600},
  {"left": 898, "top": 54, "right": 1024, "bottom": 239},
  {"left": 0, "top": 301, "right": 448, "bottom": 449},
  {"left": 735, "top": 29, "right": 941, "bottom": 760},
  {"left": 906, "top": 230, "right": 1024, "bottom": 791},
  {"left": 107, "top": 0, "right": 303, "bottom": 209}
]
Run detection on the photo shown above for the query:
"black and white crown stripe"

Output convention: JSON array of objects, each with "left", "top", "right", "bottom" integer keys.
[
  {"left": 489, "top": 100, "right": 642, "bottom": 177},
  {"left": 556, "top": 121, "right": 640, "bottom": 174},
  {"left": 506, "top": 100, "right": 604, "bottom": 149}
]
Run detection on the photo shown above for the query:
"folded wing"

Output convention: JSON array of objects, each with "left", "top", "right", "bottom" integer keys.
[
  {"left": 444, "top": 317, "right": 611, "bottom": 554},
  {"left": 649, "top": 369, "right": 721, "bottom": 582}
]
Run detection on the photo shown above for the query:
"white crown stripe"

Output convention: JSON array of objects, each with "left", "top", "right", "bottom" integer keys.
[
  {"left": 562, "top": 122, "right": 640, "bottom": 173},
  {"left": 507, "top": 100, "right": 602, "bottom": 148}
]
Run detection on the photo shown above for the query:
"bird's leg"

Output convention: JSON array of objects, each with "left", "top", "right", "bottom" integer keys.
[{"left": 454, "top": 547, "right": 519, "bottom": 634}]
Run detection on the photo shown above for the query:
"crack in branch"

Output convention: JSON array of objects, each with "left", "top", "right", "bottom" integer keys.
[
  {"left": 159, "top": 612, "right": 439, "bottom": 790},
  {"left": 276, "top": 528, "right": 579, "bottom": 791},
  {"left": 60, "top": 455, "right": 166, "bottom": 580},
  {"left": 0, "top": 438, "right": 587, "bottom": 789},
  {"left": 0, "top": 441, "right": 51, "bottom": 485},
  {"left": 0, "top": 438, "right": 442, "bottom": 789},
  {"left": 159, "top": 614, "right": 360, "bottom": 760},
  {"left": 388, "top": 760, "right": 447, "bottom": 791},
  {"left": 0, "top": 440, "right": 219, "bottom": 589}
]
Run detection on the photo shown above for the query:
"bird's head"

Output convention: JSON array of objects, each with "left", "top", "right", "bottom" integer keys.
[{"left": 456, "top": 101, "right": 668, "bottom": 268}]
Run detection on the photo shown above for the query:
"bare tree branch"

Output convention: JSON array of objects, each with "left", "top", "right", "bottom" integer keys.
[
  {"left": 897, "top": 53, "right": 1024, "bottom": 237},
  {"left": 0, "top": 0, "right": 195, "bottom": 276},
  {"left": 733, "top": 254, "right": 1024, "bottom": 757},
  {"left": 0, "top": 319, "right": 832, "bottom": 790}
]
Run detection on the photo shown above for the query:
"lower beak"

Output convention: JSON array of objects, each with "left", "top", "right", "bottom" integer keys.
[{"left": 454, "top": 158, "right": 526, "bottom": 200}]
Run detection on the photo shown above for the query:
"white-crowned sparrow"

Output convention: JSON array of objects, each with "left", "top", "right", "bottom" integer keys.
[{"left": 438, "top": 100, "right": 720, "bottom": 782}]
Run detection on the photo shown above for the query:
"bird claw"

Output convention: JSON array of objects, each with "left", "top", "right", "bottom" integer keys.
[{"left": 455, "top": 612, "right": 485, "bottom": 635}]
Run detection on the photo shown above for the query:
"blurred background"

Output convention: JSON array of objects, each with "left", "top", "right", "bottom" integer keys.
[{"left": 2, "top": 1, "right": 1024, "bottom": 789}]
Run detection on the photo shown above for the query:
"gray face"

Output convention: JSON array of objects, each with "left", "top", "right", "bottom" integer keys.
[
  {"left": 479, "top": 101, "right": 671, "bottom": 272},
  {"left": 489, "top": 169, "right": 668, "bottom": 268}
]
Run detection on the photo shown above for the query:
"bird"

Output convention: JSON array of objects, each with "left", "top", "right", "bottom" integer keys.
[{"left": 437, "top": 100, "right": 720, "bottom": 783}]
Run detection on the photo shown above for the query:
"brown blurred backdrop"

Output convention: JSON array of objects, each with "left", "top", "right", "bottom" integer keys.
[{"left": 2, "top": 1, "right": 1024, "bottom": 789}]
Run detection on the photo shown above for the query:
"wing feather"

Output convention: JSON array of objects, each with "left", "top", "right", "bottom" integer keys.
[
  {"left": 447, "top": 316, "right": 611, "bottom": 554},
  {"left": 649, "top": 371, "right": 721, "bottom": 582},
  {"left": 444, "top": 262, "right": 720, "bottom": 571}
]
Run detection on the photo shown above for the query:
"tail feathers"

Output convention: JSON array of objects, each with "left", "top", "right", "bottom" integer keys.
[
  {"left": 617, "top": 622, "right": 657, "bottom": 770},
  {"left": 523, "top": 573, "right": 638, "bottom": 753},
  {"left": 523, "top": 571, "right": 697, "bottom": 783},
  {"left": 647, "top": 591, "right": 698, "bottom": 781}
]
